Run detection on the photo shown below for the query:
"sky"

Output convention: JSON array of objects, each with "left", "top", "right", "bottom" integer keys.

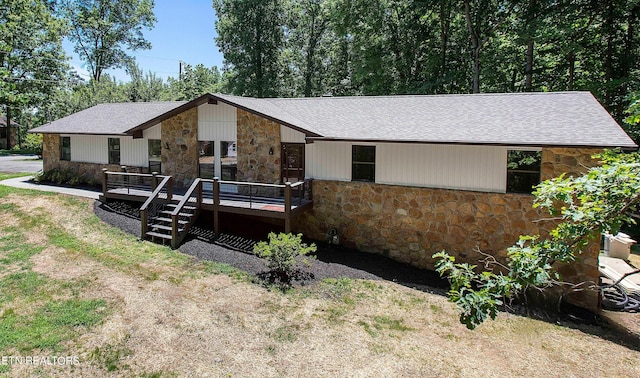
[{"left": 63, "top": 0, "right": 225, "bottom": 83}]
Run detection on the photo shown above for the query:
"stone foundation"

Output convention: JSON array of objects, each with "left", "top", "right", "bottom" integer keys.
[{"left": 296, "top": 147, "right": 604, "bottom": 311}]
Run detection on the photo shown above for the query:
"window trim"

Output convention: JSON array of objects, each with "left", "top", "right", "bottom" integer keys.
[
  {"left": 60, "top": 136, "right": 71, "bottom": 161},
  {"left": 506, "top": 149, "right": 542, "bottom": 194},
  {"left": 108, "top": 137, "right": 121, "bottom": 165},
  {"left": 351, "top": 145, "right": 376, "bottom": 182}
]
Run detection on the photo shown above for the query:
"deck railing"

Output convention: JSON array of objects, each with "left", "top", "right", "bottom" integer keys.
[
  {"left": 169, "top": 178, "right": 203, "bottom": 248},
  {"left": 139, "top": 175, "right": 174, "bottom": 237},
  {"left": 102, "top": 169, "right": 171, "bottom": 198}
]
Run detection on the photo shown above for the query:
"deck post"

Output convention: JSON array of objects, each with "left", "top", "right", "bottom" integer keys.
[
  {"left": 167, "top": 177, "right": 174, "bottom": 202},
  {"left": 101, "top": 168, "right": 108, "bottom": 197},
  {"left": 284, "top": 182, "right": 292, "bottom": 233},
  {"left": 151, "top": 172, "right": 159, "bottom": 191},
  {"left": 141, "top": 208, "right": 148, "bottom": 239},
  {"left": 171, "top": 215, "right": 178, "bottom": 249},
  {"left": 213, "top": 177, "right": 220, "bottom": 236}
]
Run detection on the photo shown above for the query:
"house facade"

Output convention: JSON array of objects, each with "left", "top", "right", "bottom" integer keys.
[
  {"left": 32, "top": 92, "right": 637, "bottom": 311},
  {"left": 0, "top": 116, "right": 19, "bottom": 150}
]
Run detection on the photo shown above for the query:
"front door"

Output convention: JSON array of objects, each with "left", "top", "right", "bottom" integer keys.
[{"left": 281, "top": 143, "right": 305, "bottom": 183}]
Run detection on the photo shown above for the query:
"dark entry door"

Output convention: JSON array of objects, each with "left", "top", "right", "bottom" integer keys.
[{"left": 281, "top": 143, "right": 305, "bottom": 183}]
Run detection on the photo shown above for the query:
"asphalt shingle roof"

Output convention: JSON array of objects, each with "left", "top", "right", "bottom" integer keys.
[
  {"left": 32, "top": 101, "right": 186, "bottom": 135},
  {"left": 31, "top": 92, "right": 637, "bottom": 148},
  {"left": 216, "top": 91, "right": 637, "bottom": 148}
]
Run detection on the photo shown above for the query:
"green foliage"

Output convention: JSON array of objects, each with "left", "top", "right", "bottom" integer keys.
[
  {"left": 253, "top": 232, "right": 317, "bottom": 281},
  {"left": 33, "top": 168, "right": 90, "bottom": 186},
  {"left": 435, "top": 149, "right": 640, "bottom": 329},
  {"left": 624, "top": 92, "right": 640, "bottom": 144},
  {"left": 21, "top": 133, "right": 43, "bottom": 157},
  {"left": 60, "top": 0, "right": 156, "bottom": 82}
]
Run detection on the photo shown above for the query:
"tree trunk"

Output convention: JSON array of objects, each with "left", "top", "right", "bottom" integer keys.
[
  {"left": 5, "top": 106, "right": 12, "bottom": 150},
  {"left": 465, "top": 1, "right": 481, "bottom": 93},
  {"left": 439, "top": 0, "right": 451, "bottom": 78},
  {"left": 525, "top": 39, "right": 534, "bottom": 91},
  {"left": 567, "top": 51, "right": 575, "bottom": 91}
]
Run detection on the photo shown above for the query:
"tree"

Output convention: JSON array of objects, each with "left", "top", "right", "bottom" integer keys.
[
  {"left": 60, "top": 0, "right": 156, "bottom": 82},
  {"left": 125, "top": 60, "right": 166, "bottom": 102},
  {"left": 213, "top": 0, "right": 286, "bottom": 97},
  {"left": 0, "top": 0, "right": 67, "bottom": 149},
  {"left": 434, "top": 149, "right": 640, "bottom": 329},
  {"left": 166, "top": 63, "right": 221, "bottom": 100}
]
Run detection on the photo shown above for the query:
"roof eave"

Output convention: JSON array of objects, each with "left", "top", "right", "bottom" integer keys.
[{"left": 305, "top": 137, "right": 639, "bottom": 149}]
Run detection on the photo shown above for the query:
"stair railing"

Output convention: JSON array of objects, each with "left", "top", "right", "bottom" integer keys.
[
  {"left": 170, "top": 178, "right": 202, "bottom": 248},
  {"left": 140, "top": 175, "right": 174, "bottom": 239}
]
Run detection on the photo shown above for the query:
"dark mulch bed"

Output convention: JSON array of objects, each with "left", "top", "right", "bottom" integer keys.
[{"left": 94, "top": 200, "right": 449, "bottom": 294}]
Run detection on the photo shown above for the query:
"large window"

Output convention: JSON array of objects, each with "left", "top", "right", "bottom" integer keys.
[
  {"left": 198, "top": 141, "right": 215, "bottom": 179},
  {"left": 352, "top": 145, "right": 376, "bottom": 182},
  {"left": 108, "top": 138, "right": 120, "bottom": 165},
  {"left": 220, "top": 141, "right": 237, "bottom": 181},
  {"left": 148, "top": 139, "right": 161, "bottom": 173},
  {"left": 60, "top": 136, "right": 71, "bottom": 161},
  {"left": 507, "top": 150, "right": 541, "bottom": 194}
]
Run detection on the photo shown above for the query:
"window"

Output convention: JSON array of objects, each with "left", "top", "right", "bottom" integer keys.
[
  {"left": 507, "top": 150, "right": 541, "bottom": 194},
  {"left": 198, "top": 141, "right": 215, "bottom": 178},
  {"left": 108, "top": 138, "right": 120, "bottom": 165},
  {"left": 0, "top": 127, "right": 6, "bottom": 139},
  {"left": 352, "top": 145, "right": 376, "bottom": 182},
  {"left": 60, "top": 136, "right": 71, "bottom": 161},
  {"left": 220, "top": 141, "right": 237, "bottom": 180},
  {"left": 148, "top": 139, "right": 161, "bottom": 160}
]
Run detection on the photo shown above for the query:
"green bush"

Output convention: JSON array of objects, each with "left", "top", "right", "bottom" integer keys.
[
  {"left": 33, "top": 168, "right": 87, "bottom": 186},
  {"left": 254, "top": 232, "right": 316, "bottom": 282},
  {"left": 22, "top": 133, "right": 43, "bottom": 157}
]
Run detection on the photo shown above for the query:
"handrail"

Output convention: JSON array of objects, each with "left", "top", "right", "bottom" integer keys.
[
  {"left": 140, "top": 175, "right": 173, "bottom": 238},
  {"left": 171, "top": 178, "right": 201, "bottom": 216},
  {"left": 140, "top": 175, "right": 173, "bottom": 211}
]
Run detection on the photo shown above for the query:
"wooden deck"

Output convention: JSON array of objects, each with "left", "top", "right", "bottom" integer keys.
[{"left": 100, "top": 170, "right": 313, "bottom": 246}]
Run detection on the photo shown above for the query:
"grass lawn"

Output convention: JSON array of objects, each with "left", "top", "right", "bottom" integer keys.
[{"left": 0, "top": 172, "right": 639, "bottom": 377}]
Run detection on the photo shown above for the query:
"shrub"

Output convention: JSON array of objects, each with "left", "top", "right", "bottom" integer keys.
[
  {"left": 33, "top": 168, "right": 87, "bottom": 186},
  {"left": 22, "top": 133, "right": 43, "bottom": 157},
  {"left": 254, "top": 232, "right": 316, "bottom": 282}
]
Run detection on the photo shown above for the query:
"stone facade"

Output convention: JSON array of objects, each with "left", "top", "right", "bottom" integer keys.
[
  {"left": 0, "top": 126, "right": 18, "bottom": 150},
  {"left": 161, "top": 107, "right": 199, "bottom": 187},
  {"left": 296, "top": 147, "right": 604, "bottom": 311},
  {"left": 236, "top": 109, "right": 281, "bottom": 184}
]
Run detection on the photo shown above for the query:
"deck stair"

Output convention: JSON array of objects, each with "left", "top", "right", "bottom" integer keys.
[{"left": 146, "top": 201, "right": 199, "bottom": 246}]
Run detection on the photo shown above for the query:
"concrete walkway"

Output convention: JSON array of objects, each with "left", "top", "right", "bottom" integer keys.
[{"left": 0, "top": 175, "right": 101, "bottom": 200}]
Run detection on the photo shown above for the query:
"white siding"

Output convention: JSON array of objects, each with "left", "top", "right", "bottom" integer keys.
[
  {"left": 143, "top": 123, "right": 161, "bottom": 139},
  {"left": 307, "top": 141, "right": 510, "bottom": 192},
  {"left": 198, "top": 103, "right": 237, "bottom": 141},
  {"left": 68, "top": 135, "right": 148, "bottom": 167},
  {"left": 376, "top": 143, "right": 507, "bottom": 192},
  {"left": 281, "top": 126, "right": 306, "bottom": 143},
  {"left": 68, "top": 135, "right": 108, "bottom": 164},
  {"left": 306, "top": 142, "right": 352, "bottom": 181},
  {"left": 120, "top": 137, "right": 148, "bottom": 166}
]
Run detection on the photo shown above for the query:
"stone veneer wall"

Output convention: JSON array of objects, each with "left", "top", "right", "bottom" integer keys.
[
  {"left": 296, "top": 147, "right": 604, "bottom": 311},
  {"left": 0, "top": 126, "right": 18, "bottom": 149},
  {"left": 161, "top": 107, "right": 198, "bottom": 187},
  {"left": 236, "top": 109, "right": 281, "bottom": 184}
]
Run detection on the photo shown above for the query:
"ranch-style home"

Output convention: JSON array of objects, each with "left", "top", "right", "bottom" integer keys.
[{"left": 31, "top": 91, "right": 637, "bottom": 310}]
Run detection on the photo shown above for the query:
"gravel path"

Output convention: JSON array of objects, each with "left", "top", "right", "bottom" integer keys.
[{"left": 94, "top": 201, "right": 448, "bottom": 293}]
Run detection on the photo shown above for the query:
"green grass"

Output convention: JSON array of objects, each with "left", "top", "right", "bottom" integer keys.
[{"left": 0, "top": 299, "right": 107, "bottom": 352}]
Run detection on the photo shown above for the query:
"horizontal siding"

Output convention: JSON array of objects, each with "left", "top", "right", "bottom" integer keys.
[
  {"left": 306, "top": 142, "right": 351, "bottom": 181},
  {"left": 198, "top": 103, "right": 237, "bottom": 141},
  {"left": 143, "top": 123, "right": 161, "bottom": 139},
  {"left": 307, "top": 141, "right": 510, "bottom": 192},
  {"left": 68, "top": 135, "right": 107, "bottom": 164},
  {"left": 281, "top": 126, "right": 306, "bottom": 143},
  {"left": 376, "top": 144, "right": 507, "bottom": 192}
]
